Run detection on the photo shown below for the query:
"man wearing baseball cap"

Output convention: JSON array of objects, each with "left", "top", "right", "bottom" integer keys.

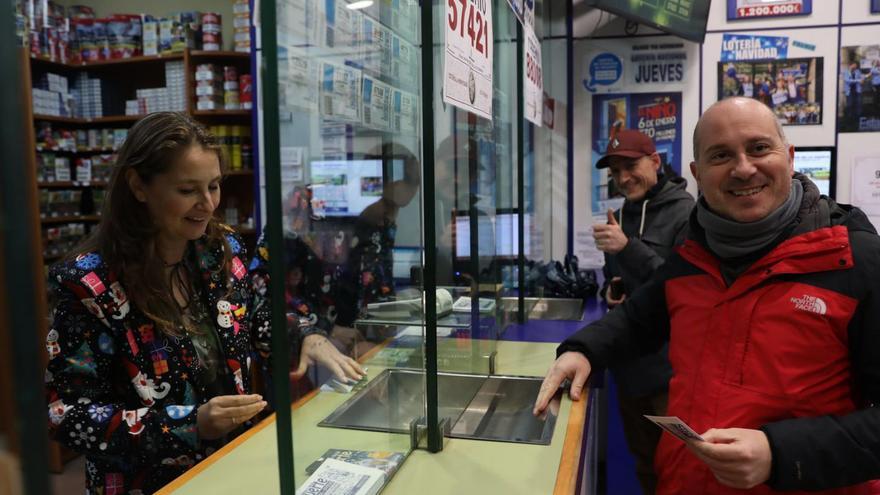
[{"left": 593, "top": 128, "right": 695, "bottom": 494}]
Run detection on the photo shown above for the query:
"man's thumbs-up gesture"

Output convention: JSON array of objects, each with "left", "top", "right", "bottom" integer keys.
[{"left": 592, "top": 208, "right": 629, "bottom": 254}]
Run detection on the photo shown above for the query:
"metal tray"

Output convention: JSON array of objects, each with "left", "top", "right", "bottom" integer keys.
[{"left": 319, "top": 368, "right": 557, "bottom": 445}]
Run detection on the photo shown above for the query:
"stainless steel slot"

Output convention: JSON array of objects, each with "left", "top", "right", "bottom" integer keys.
[
  {"left": 319, "top": 368, "right": 558, "bottom": 445},
  {"left": 500, "top": 297, "right": 585, "bottom": 321}
]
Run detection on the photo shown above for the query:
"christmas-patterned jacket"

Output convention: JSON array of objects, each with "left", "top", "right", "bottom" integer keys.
[
  {"left": 248, "top": 217, "right": 396, "bottom": 348},
  {"left": 45, "top": 232, "right": 257, "bottom": 495}
]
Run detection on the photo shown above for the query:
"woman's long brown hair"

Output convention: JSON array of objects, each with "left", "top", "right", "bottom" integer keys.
[{"left": 71, "top": 112, "right": 232, "bottom": 337}]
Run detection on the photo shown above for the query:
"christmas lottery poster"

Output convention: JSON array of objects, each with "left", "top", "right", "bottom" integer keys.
[{"left": 590, "top": 92, "right": 682, "bottom": 214}]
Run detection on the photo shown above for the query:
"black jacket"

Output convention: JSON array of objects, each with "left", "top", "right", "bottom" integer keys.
[{"left": 602, "top": 174, "right": 694, "bottom": 397}]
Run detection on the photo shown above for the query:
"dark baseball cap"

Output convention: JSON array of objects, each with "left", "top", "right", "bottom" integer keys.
[{"left": 596, "top": 129, "right": 656, "bottom": 169}]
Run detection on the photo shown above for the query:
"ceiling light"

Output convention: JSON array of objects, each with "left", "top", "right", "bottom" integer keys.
[{"left": 346, "top": 0, "right": 374, "bottom": 9}]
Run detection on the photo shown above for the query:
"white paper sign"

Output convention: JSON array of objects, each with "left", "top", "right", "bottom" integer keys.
[
  {"left": 320, "top": 61, "right": 362, "bottom": 123},
  {"left": 522, "top": 0, "right": 535, "bottom": 32},
  {"left": 361, "top": 16, "right": 390, "bottom": 76},
  {"left": 573, "top": 217, "right": 607, "bottom": 269},
  {"left": 281, "top": 50, "right": 319, "bottom": 112},
  {"left": 523, "top": 27, "right": 543, "bottom": 126},
  {"left": 362, "top": 75, "right": 392, "bottom": 131},
  {"left": 393, "top": 88, "right": 419, "bottom": 136},
  {"left": 443, "top": 0, "right": 493, "bottom": 120},
  {"left": 392, "top": 33, "right": 418, "bottom": 91},
  {"left": 852, "top": 156, "right": 880, "bottom": 230}
]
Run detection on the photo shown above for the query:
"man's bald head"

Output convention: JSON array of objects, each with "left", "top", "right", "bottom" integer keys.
[{"left": 693, "top": 98, "right": 787, "bottom": 161}]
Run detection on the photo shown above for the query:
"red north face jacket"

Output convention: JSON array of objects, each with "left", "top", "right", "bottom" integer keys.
[{"left": 560, "top": 189, "right": 880, "bottom": 493}]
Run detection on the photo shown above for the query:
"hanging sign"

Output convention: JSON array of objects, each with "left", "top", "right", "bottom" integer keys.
[
  {"left": 443, "top": 0, "right": 494, "bottom": 120},
  {"left": 523, "top": 27, "right": 542, "bottom": 126},
  {"left": 522, "top": 0, "right": 535, "bottom": 32},
  {"left": 506, "top": 0, "right": 524, "bottom": 24}
]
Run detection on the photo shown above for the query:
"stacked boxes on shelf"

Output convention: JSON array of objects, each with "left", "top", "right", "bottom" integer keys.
[
  {"left": 195, "top": 63, "right": 251, "bottom": 111},
  {"left": 195, "top": 63, "right": 223, "bottom": 110},
  {"left": 124, "top": 60, "right": 186, "bottom": 115},
  {"left": 233, "top": 0, "right": 250, "bottom": 53},
  {"left": 37, "top": 152, "right": 115, "bottom": 184},
  {"left": 18, "top": 1, "right": 242, "bottom": 62},
  {"left": 36, "top": 122, "right": 127, "bottom": 151},
  {"left": 72, "top": 72, "right": 102, "bottom": 118},
  {"left": 166, "top": 60, "right": 186, "bottom": 110},
  {"left": 35, "top": 122, "right": 126, "bottom": 183},
  {"left": 201, "top": 12, "right": 222, "bottom": 51},
  {"left": 32, "top": 72, "right": 73, "bottom": 117},
  {"left": 223, "top": 66, "right": 240, "bottom": 109},
  {"left": 23, "top": 0, "right": 71, "bottom": 63}
]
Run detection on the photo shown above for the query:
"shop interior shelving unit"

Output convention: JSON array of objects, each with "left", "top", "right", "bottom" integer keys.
[{"left": 19, "top": 46, "right": 257, "bottom": 471}]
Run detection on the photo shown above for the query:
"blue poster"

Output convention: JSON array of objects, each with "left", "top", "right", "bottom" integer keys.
[
  {"left": 873, "top": 0, "right": 880, "bottom": 13},
  {"left": 721, "top": 34, "right": 789, "bottom": 61},
  {"left": 590, "top": 93, "right": 683, "bottom": 214}
]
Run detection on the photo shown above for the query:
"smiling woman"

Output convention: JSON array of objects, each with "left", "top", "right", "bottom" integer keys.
[{"left": 45, "top": 112, "right": 268, "bottom": 494}]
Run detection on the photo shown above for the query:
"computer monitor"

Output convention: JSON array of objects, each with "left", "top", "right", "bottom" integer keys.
[
  {"left": 793, "top": 147, "right": 835, "bottom": 198},
  {"left": 454, "top": 210, "right": 531, "bottom": 260},
  {"left": 309, "top": 159, "right": 383, "bottom": 217}
]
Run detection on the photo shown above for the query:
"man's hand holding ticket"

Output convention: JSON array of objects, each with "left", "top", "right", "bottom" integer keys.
[{"left": 644, "top": 415, "right": 705, "bottom": 442}]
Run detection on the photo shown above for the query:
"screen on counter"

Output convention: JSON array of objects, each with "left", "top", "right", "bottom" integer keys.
[
  {"left": 454, "top": 211, "right": 531, "bottom": 259},
  {"left": 793, "top": 147, "right": 835, "bottom": 198},
  {"left": 309, "top": 160, "right": 383, "bottom": 217},
  {"left": 584, "top": 0, "right": 711, "bottom": 43}
]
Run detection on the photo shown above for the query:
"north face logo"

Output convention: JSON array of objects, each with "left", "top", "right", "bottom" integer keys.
[{"left": 790, "top": 294, "right": 827, "bottom": 315}]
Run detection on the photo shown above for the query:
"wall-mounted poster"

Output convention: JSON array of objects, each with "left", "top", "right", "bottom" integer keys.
[
  {"left": 839, "top": 45, "right": 880, "bottom": 133},
  {"left": 873, "top": 0, "right": 880, "bottom": 14},
  {"left": 727, "top": 0, "right": 812, "bottom": 20},
  {"left": 590, "top": 92, "right": 682, "bottom": 214},
  {"left": 718, "top": 58, "right": 823, "bottom": 126}
]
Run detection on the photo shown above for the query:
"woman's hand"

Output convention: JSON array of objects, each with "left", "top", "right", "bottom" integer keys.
[
  {"left": 197, "top": 394, "right": 266, "bottom": 440},
  {"left": 291, "top": 333, "right": 366, "bottom": 383}
]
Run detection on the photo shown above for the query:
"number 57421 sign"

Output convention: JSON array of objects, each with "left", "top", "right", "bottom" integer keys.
[{"left": 443, "top": 0, "right": 494, "bottom": 120}]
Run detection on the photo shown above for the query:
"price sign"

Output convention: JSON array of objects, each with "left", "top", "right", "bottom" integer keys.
[
  {"left": 523, "top": 28, "right": 542, "bottom": 126},
  {"left": 443, "top": 0, "right": 493, "bottom": 120},
  {"left": 728, "top": 0, "right": 811, "bottom": 20}
]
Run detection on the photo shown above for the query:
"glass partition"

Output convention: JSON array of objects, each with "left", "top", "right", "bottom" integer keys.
[
  {"left": 264, "top": 0, "right": 426, "bottom": 490},
  {"left": 261, "top": 1, "right": 556, "bottom": 490}
]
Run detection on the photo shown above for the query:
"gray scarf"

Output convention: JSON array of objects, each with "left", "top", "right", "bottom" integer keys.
[{"left": 697, "top": 179, "right": 803, "bottom": 260}]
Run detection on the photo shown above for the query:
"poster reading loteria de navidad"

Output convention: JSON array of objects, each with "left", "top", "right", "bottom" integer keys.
[{"left": 443, "top": 0, "right": 494, "bottom": 120}]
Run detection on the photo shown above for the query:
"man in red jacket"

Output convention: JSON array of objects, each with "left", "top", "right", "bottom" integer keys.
[{"left": 535, "top": 97, "right": 880, "bottom": 494}]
